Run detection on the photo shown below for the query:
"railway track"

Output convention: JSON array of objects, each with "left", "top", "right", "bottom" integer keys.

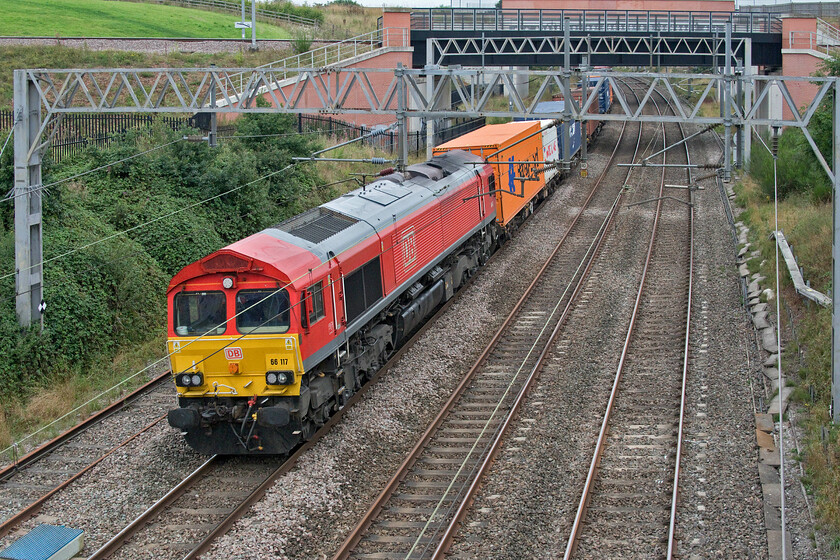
[
  {"left": 562, "top": 85, "right": 695, "bottom": 559},
  {"left": 81, "top": 197, "right": 537, "bottom": 560},
  {"left": 331, "top": 84, "right": 656, "bottom": 560},
  {"left": 0, "top": 372, "right": 172, "bottom": 536}
]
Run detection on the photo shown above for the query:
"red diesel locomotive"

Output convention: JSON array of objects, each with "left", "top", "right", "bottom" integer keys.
[{"left": 166, "top": 150, "right": 499, "bottom": 454}]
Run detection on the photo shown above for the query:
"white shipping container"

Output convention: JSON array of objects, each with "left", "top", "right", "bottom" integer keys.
[{"left": 539, "top": 119, "right": 560, "bottom": 182}]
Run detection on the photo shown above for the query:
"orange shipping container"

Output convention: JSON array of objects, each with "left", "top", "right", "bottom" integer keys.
[{"left": 433, "top": 122, "right": 544, "bottom": 227}]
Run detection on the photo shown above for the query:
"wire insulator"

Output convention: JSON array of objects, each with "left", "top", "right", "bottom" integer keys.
[{"left": 371, "top": 157, "right": 387, "bottom": 165}]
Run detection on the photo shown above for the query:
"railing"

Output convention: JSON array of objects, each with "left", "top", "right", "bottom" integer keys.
[
  {"left": 108, "top": 0, "right": 319, "bottom": 28},
  {"left": 219, "top": 28, "right": 409, "bottom": 100},
  {"left": 0, "top": 111, "right": 202, "bottom": 162},
  {"left": 738, "top": 2, "right": 840, "bottom": 18},
  {"left": 789, "top": 30, "right": 840, "bottom": 55},
  {"left": 410, "top": 8, "right": 782, "bottom": 34},
  {"left": 818, "top": 18, "right": 840, "bottom": 46}
]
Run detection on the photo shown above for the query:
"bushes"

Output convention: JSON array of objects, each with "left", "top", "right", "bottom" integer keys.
[
  {"left": 262, "top": 1, "right": 324, "bottom": 24},
  {"left": 749, "top": 126, "right": 832, "bottom": 203},
  {"left": 0, "top": 111, "right": 324, "bottom": 400}
]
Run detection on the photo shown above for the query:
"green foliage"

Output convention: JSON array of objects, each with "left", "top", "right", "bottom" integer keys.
[
  {"left": 291, "top": 30, "right": 314, "bottom": 54},
  {"left": 748, "top": 51, "right": 839, "bottom": 203},
  {"left": 262, "top": 1, "right": 325, "bottom": 24},
  {"left": 0, "top": 112, "right": 324, "bottom": 400},
  {"left": 749, "top": 128, "right": 832, "bottom": 203}
]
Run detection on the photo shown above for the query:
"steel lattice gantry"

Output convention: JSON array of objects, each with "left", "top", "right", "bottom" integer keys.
[
  {"left": 408, "top": 7, "right": 783, "bottom": 68},
  {"left": 423, "top": 35, "right": 752, "bottom": 68},
  {"left": 10, "top": 65, "right": 840, "bottom": 420}
]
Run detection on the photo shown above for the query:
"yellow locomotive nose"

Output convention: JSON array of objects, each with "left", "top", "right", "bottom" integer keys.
[{"left": 168, "top": 335, "right": 303, "bottom": 398}]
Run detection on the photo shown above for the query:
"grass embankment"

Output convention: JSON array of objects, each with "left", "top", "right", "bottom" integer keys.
[
  {"left": 318, "top": 4, "right": 381, "bottom": 39},
  {"left": 734, "top": 175, "right": 840, "bottom": 549},
  {"left": 0, "top": 0, "right": 293, "bottom": 39}
]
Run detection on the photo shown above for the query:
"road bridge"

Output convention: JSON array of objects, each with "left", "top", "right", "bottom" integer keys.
[{"left": 409, "top": 8, "right": 782, "bottom": 68}]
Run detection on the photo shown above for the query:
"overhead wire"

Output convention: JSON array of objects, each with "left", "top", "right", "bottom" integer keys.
[
  {"left": 0, "top": 162, "right": 301, "bottom": 281},
  {"left": 2, "top": 137, "right": 185, "bottom": 203}
]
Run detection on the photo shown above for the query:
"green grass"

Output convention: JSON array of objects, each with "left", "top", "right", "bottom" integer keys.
[
  {"left": 0, "top": 0, "right": 292, "bottom": 39},
  {"left": 733, "top": 174, "right": 840, "bottom": 548}
]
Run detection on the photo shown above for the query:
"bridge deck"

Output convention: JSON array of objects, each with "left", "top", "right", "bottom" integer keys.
[{"left": 410, "top": 8, "right": 782, "bottom": 68}]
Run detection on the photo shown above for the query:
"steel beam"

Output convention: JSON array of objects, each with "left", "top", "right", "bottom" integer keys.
[
  {"left": 834, "top": 79, "right": 840, "bottom": 423},
  {"left": 13, "top": 70, "right": 44, "bottom": 329}
]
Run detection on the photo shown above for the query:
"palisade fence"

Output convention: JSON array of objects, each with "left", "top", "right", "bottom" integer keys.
[
  {"left": 106, "top": 0, "right": 319, "bottom": 27},
  {"left": 0, "top": 109, "right": 487, "bottom": 163},
  {"left": 0, "top": 111, "right": 204, "bottom": 163}
]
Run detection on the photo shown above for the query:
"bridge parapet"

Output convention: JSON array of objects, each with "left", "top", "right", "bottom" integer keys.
[{"left": 410, "top": 8, "right": 781, "bottom": 34}]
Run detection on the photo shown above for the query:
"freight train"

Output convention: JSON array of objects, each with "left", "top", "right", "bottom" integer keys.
[{"left": 166, "top": 112, "right": 609, "bottom": 455}]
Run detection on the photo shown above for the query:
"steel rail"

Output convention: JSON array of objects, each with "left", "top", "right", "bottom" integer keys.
[
  {"left": 87, "top": 455, "right": 220, "bottom": 560},
  {"left": 562, "top": 84, "right": 671, "bottom": 560},
  {"left": 0, "top": 371, "right": 170, "bottom": 479},
  {"left": 333, "top": 88, "right": 646, "bottom": 559},
  {"left": 666, "top": 111, "right": 696, "bottom": 560},
  {"left": 564, "top": 81, "right": 694, "bottom": 560},
  {"left": 429, "top": 83, "right": 652, "bottom": 560},
  {"left": 180, "top": 263, "right": 489, "bottom": 560},
  {"left": 431, "top": 188, "right": 625, "bottom": 559},
  {"left": 0, "top": 415, "right": 166, "bottom": 539}
]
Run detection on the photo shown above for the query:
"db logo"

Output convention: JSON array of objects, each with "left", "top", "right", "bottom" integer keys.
[{"left": 224, "top": 347, "right": 244, "bottom": 360}]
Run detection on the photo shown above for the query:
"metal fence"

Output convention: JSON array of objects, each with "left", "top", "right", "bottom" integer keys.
[
  {"left": 108, "top": 0, "right": 319, "bottom": 27},
  {"left": 411, "top": 8, "right": 783, "bottom": 34},
  {"left": 738, "top": 2, "right": 840, "bottom": 18},
  {"left": 0, "top": 110, "right": 200, "bottom": 163}
]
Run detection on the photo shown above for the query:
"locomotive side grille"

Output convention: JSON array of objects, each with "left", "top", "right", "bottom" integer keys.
[{"left": 274, "top": 207, "right": 358, "bottom": 244}]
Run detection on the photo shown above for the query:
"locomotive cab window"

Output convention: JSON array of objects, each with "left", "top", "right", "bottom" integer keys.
[
  {"left": 236, "top": 289, "right": 290, "bottom": 334},
  {"left": 306, "top": 281, "right": 325, "bottom": 325},
  {"left": 174, "top": 291, "right": 227, "bottom": 336}
]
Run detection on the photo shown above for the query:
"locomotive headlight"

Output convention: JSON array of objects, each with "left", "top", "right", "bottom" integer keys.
[
  {"left": 222, "top": 276, "right": 235, "bottom": 289},
  {"left": 176, "top": 372, "right": 204, "bottom": 387},
  {"left": 266, "top": 371, "right": 294, "bottom": 385}
]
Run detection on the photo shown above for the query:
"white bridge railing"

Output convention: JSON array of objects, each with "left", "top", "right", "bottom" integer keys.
[{"left": 217, "top": 28, "right": 409, "bottom": 102}]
